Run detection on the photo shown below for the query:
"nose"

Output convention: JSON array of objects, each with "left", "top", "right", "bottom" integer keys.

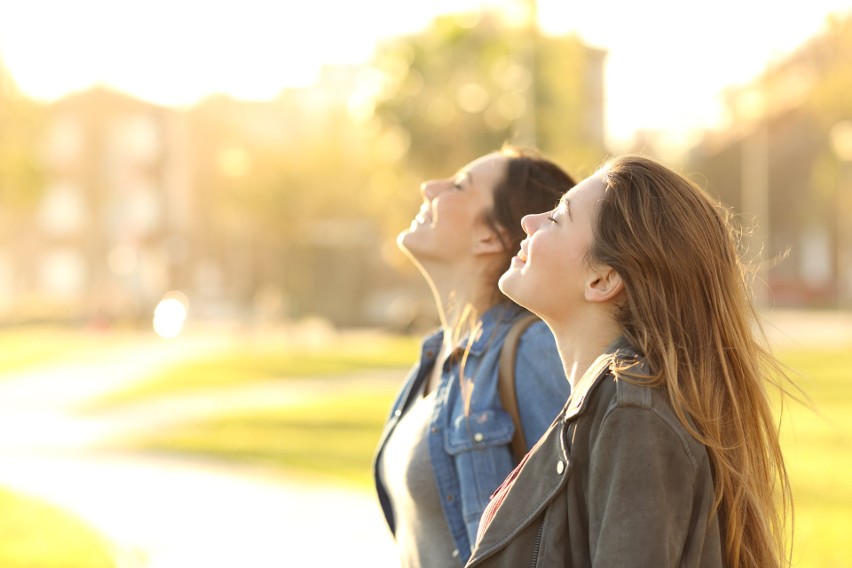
[
  {"left": 420, "top": 180, "right": 440, "bottom": 199},
  {"left": 521, "top": 212, "right": 546, "bottom": 235}
]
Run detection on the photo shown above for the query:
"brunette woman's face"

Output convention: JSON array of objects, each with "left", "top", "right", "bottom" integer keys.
[
  {"left": 397, "top": 153, "right": 507, "bottom": 265},
  {"left": 499, "top": 173, "right": 606, "bottom": 321}
]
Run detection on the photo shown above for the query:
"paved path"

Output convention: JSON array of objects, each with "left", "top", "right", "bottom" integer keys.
[
  {"left": 0, "top": 452, "right": 395, "bottom": 568},
  {"left": 0, "top": 330, "right": 399, "bottom": 567}
]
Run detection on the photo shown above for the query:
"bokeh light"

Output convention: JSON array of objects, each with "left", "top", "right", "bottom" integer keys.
[{"left": 152, "top": 291, "right": 189, "bottom": 339}]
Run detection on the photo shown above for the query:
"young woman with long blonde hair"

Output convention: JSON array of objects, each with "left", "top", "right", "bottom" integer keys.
[{"left": 467, "top": 154, "right": 791, "bottom": 568}]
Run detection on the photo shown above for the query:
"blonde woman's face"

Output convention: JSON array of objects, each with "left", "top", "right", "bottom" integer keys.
[
  {"left": 397, "top": 153, "right": 507, "bottom": 266},
  {"left": 499, "top": 173, "right": 605, "bottom": 321}
]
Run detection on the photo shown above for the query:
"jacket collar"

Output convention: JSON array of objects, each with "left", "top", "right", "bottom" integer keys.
[
  {"left": 468, "top": 337, "right": 638, "bottom": 564},
  {"left": 426, "top": 303, "right": 527, "bottom": 360},
  {"left": 561, "top": 336, "right": 633, "bottom": 422},
  {"left": 455, "top": 303, "right": 527, "bottom": 357}
]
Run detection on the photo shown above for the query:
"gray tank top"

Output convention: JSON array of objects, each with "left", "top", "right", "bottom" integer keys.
[{"left": 378, "top": 387, "right": 461, "bottom": 567}]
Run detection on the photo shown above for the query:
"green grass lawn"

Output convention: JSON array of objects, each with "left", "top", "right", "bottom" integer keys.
[
  {"left": 775, "top": 347, "right": 852, "bottom": 568},
  {"left": 129, "top": 386, "right": 395, "bottom": 488},
  {"left": 0, "top": 326, "right": 105, "bottom": 374},
  {"left": 0, "top": 487, "right": 115, "bottom": 568}
]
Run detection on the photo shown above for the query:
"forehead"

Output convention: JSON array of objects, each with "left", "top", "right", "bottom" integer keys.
[
  {"left": 461, "top": 152, "right": 509, "bottom": 180},
  {"left": 562, "top": 174, "right": 605, "bottom": 209}
]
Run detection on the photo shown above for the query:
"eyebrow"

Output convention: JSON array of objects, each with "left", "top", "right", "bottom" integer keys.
[
  {"left": 454, "top": 171, "right": 472, "bottom": 185},
  {"left": 559, "top": 195, "right": 572, "bottom": 220}
]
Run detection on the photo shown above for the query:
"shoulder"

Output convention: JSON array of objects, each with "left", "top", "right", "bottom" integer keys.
[
  {"left": 519, "top": 318, "right": 554, "bottom": 341},
  {"left": 514, "top": 320, "right": 563, "bottom": 378},
  {"left": 592, "top": 376, "right": 705, "bottom": 470},
  {"left": 515, "top": 319, "right": 558, "bottom": 355},
  {"left": 512, "top": 320, "right": 568, "bottom": 411}
]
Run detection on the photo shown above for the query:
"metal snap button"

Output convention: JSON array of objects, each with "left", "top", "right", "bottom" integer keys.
[
  {"left": 474, "top": 432, "right": 484, "bottom": 442},
  {"left": 556, "top": 460, "right": 565, "bottom": 475}
]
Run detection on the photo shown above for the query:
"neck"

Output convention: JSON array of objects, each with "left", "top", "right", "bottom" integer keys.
[
  {"left": 415, "top": 258, "right": 499, "bottom": 339},
  {"left": 546, "top": 308, "right": 623, "bottom": 389}
]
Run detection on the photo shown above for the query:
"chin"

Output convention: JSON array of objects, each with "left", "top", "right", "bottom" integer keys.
[
  {"left": 396, "top": 229, "right": 410, "bottom": 251},
  {"left": 498, "top": 269, "right": 523, "bottom": 303},
  {"left": 398, "top": 232, "right": 437, "bottom": 268},
  {"left": 397, "top": 227, "right": 424, "bottom": 252},
  {"left": 500, "top": 269, "right": 546, "bottom": 317}
]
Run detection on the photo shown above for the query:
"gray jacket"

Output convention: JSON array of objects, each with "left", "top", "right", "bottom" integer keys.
[{"left": 466, "top": 346, "right": 724, "bottom": 568}]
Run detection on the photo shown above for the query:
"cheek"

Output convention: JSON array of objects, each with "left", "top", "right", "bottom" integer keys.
[
  {"left": 438, "top": 199, "right": 474, "bottom": 225},
  {"left": 530, "top": 239, "right": 563, "bottom": 274},
  {"left": 529, "top": 240, "right": 586, "bottom": 295}
]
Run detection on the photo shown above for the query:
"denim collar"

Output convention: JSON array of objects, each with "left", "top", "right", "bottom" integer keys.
[
  {"left": 419, "top": 302, "right": 528, "bottom": 360},
  {"left": 463, "top": 303, "right": 527, "bottom": 356}
]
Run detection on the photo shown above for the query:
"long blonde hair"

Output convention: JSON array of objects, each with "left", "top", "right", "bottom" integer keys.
[{"left": 592, "top": 155, "right": 791, "bottom": 568}]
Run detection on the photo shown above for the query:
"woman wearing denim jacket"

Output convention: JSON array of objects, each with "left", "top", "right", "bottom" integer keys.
[
  {"left": 373, "top": 146, "right": 575, "bottom": 566},
  {"left": 468, "top": 155, "right": 793, "bottom": 568}
]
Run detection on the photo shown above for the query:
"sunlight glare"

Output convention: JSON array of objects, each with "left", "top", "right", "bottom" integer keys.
[
  {"left": 1, "top": 0, "right": 850, "bottom": 144},
  {"left": 153, "top": 291, "right": 189, "bottom": 339}
]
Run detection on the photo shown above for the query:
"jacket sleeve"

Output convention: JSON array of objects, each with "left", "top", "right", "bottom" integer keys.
[
  {"left": 514, "top": 321, "right": 571, "bottom": 449},
  {"left": 587, "top": 406, "right": 698, "bottom": 567}
]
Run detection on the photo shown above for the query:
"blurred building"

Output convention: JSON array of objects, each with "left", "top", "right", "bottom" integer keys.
[
  {"left": 21, "top": 67, "right": 391, "bottom": 328},
  {"left": 31, "top": 87, "right": 191, "bottom": 325},
  {"left": 686, "top": 14, "right": 852, "bottom": 308}
]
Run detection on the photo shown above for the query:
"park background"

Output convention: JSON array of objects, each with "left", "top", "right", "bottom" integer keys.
[{"left": 0, "top": 0, "right": 850, "bottom": 566}]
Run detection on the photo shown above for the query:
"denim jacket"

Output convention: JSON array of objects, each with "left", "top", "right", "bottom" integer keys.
[{"left": 373, "top": 303, "right": 569, "bottom": 564}]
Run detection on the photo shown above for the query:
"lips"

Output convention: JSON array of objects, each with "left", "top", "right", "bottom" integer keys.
[
  {"left": 516, "top": 240, "right": 529, "bottom": 262},
  {"left": 414, "top": 204, "right": 431, "bottom": 224}
]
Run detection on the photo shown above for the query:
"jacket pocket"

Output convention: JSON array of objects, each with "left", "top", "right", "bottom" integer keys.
[
  {"left": 445, "top": 409, "right": 516, "bottom": 454},
  {"left": 445, "top": 409, "right": 517, "bottom": 541}
]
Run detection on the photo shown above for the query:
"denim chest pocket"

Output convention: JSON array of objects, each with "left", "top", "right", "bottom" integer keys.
[
  {"left": 445, "top": 409, "right": 516, "bottom": 454},
  {"left": 445, "top": 409, "right": 517, "bottom": 530}
]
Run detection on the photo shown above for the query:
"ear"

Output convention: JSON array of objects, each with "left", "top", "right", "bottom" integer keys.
[
  {"left": 584, "top": 265, "right": 624, "bottom": 303},
  {"left": 472, "top": 224, "right": 507, "bottom": 256}
]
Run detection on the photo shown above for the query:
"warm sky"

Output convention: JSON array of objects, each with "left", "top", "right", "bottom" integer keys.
[{"left": 1, "top": 0, "right": 850, "bottom": 148}]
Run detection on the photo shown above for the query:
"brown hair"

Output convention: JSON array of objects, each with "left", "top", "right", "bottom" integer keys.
[
  {"left": 591, "top": 154, "right": 791, "bottom": 568},
  {"left": 483, "top": 144, "right": 576, "bottom": 303}
]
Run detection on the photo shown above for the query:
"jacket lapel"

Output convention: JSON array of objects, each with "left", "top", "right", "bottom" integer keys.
[{"left": 469, "top": 352, "right": 615, "bottom": 562}]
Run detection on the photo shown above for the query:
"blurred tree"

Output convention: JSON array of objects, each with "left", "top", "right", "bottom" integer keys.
[
  {"left": 803, "top": 14, "right": 852, "bottom": 131},
  {"left": 166, "top": 11, "right": 614, "bottom": 326},
  {"left": 185, "top": 88, "right": 382, "bottom": 324},
  {"left": 801, "top": 13, "right": 852, "bottom": 216},
  {"left": 363, "top": 11, "right": 608, "bottom": 238}
]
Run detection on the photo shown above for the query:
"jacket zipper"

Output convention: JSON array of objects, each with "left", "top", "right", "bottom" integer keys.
[{"left": 530, "top": 519, "right": 544, "bottom": 567}]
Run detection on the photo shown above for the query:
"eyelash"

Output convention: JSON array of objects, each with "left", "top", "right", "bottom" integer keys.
[
  {"left": 547, "top": 215, "right": 557, "bottom": 224},
  {"left": 453, "top": 181, "right": 463, "bottom": 190}
]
